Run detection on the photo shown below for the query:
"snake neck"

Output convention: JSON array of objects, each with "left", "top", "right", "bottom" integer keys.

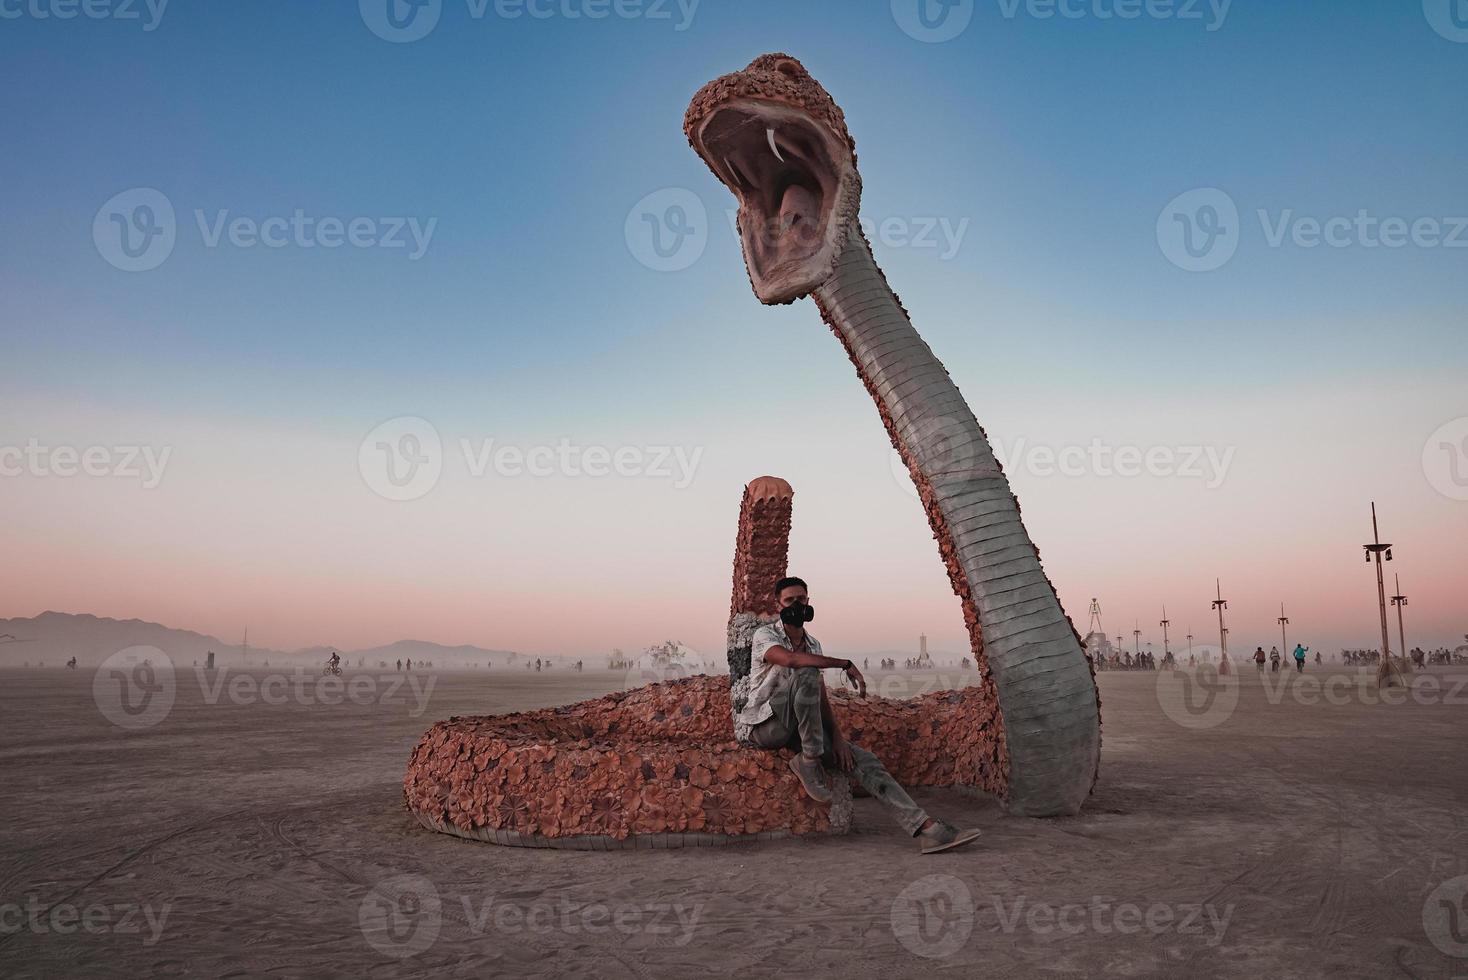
[
  {"left": 811, "top": 228, "right": 1101, "bottom": 815},
  {"left": 811, "top": 230, "right": 993, "bottom": 672}
]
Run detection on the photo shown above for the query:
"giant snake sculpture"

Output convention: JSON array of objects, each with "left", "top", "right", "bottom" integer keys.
[
  {"left": 402, "top": 54, "right": 1100, "bottom": 848},
  {"left": 686, "top": 53, "right": 1099, "bottom": 817}
]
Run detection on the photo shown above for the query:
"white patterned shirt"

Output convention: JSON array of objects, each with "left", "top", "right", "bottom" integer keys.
[{"left": 737, "top": 619, "right": 822, "bottom": 728}]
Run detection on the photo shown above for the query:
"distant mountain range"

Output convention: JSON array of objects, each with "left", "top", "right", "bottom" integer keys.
[{"left": 0, "top": 612, "right": 521, "bottom": 668}]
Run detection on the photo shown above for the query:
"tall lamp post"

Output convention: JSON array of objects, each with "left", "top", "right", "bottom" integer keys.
[
  {"left": 1364, "top": 502, "right": 1405, "bottom": 687},
  {"left": 1160, "top": 607, "right": 1173, "bottom": 668},
  {"left": 1390, "top": 574, "right": 1411, "bottom": 671},
  {"left": 1277, "top": 603, "right": 1290, "bottom": 660},
  {"left": 1212, "top": 580, "right": 1231, "bottom": 675}
]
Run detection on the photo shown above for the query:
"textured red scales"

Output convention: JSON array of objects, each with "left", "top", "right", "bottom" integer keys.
[
  {"left": 403, "top": 675, "right": 1006, "bottom": 839},
  {"left": 682, "top": 52, "right": 857, "bottom": 172},
  {"left": 729, "top": 476, "right": 792, "bottom": 619}
]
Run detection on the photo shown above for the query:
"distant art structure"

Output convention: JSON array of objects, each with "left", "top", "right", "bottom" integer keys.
[{"left": 686, "top": 53, "right": 1099, "bottom": 815}]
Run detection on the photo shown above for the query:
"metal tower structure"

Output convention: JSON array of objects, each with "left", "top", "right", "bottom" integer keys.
[
  {"left": 1364, "top": 502, "right": 1404, "bottom": 686},
  {"left": 1390, "top": 574, "right": 1411, "bottom": 671},
  {"left": 1160, "top": 606, "right": 1172, "bottom": 663},
  {"left": 1277, "top": 603, "right": 1290, "bottom": 659},
  {"left": 1212, "top": 579, "right": 1231, "bottom": 674}
]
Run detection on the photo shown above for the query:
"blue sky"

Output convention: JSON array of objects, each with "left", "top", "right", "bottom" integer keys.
[{"left": 2, "top": 1, "right": 1465, "bottom": 655}]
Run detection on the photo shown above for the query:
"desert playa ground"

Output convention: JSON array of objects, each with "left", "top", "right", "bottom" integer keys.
[{"left": 1, "top": 664, "right": 1465, "bottom": 979}]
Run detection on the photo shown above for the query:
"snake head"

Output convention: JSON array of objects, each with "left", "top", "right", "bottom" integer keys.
[{"left": 685, "top": 53, "right": 862, "bottom": 305}]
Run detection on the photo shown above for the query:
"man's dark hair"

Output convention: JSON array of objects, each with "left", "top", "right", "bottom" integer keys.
[{"left": 773, "top": 576, "right": 808, "bottom": 595}]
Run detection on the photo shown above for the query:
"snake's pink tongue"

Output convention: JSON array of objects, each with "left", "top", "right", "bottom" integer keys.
[{"left": 779, "top": 183, "right": 817, "bottom": 238}]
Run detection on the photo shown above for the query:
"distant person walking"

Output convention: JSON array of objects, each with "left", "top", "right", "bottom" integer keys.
[{"left": 1293, "top": 644, "right": 1308, "bottom": 673}]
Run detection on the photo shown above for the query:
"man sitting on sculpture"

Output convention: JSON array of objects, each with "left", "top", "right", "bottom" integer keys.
[{"left": 738, "top": 576, "right": 982, "bottom": 854}]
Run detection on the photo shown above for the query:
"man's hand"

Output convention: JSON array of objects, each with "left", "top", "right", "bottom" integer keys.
[
  {"left": 831, "top": 732, "right": 855, "bottom": 772},
  {"left": 843, "top": 661, "right": 867, "bottom": 698}
]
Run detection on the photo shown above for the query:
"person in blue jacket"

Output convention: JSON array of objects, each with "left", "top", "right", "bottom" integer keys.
[{"left": 1293, "top": 643, "right": 1309, "bottom": 673}]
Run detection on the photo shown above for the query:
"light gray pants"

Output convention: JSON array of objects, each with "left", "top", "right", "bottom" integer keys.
[{"left": 750, "top": 667, "right": 929, "bottom": 836}]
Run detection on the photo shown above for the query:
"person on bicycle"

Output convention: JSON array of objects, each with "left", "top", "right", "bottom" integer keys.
[{"left": 328, "top": 651, "right": 341, "bottom": 672}]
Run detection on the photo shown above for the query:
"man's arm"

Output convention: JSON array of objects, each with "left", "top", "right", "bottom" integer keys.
[
  {"left": 763, "top": 643, "right": 867, "bottom": 698},
  {"left": 761, "top": 644, "right": 850, "bottom": 671},
  {"left": 753, "top": 623, "right": 869, "bottom": 698}
]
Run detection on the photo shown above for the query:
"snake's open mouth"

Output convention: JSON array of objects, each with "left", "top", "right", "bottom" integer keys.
[
  {"left": 688, "top": 69, "right": 861, "bottom": 305},
  {"left": 697, "top": 101, "right": 844, "bottom": 303}
]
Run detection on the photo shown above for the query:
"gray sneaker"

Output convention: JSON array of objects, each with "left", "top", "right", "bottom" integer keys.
[
  {"left": 917, "top": 820, "right": 982, "bottom": 854},
  {"left": 787, "top": 753, "right": 832, "bottom": 803}
]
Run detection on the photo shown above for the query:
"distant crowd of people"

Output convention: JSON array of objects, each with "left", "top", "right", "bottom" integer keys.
[
  {"left": 864, "top": 656, "right": 974, "bottom": 671},
  {"left": 1094, "top": 650, "right": 1165, "bottom": 671},
  {"left": 521, "top": 657, "right": 585, "bottom": 671},
  {"left": 1413, "top": 647, "right": 1464, "bottom": 666},
  {"left": 1340, "top": 647, "right": 1464, "bottom": 668}
]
